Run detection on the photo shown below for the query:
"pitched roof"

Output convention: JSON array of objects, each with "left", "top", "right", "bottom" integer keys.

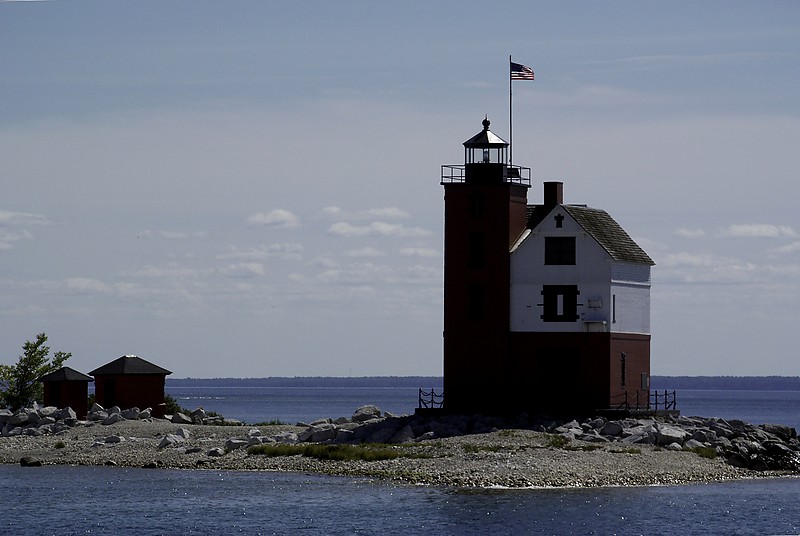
[
  {"left": 526, "top": 204, "right": 655, "bottom": 266},
  {"left": 89, "top": 355, "right": 172, "bottom": 376},
  {"left": 37, "top": 366, "right": 94, "bottom": 383}
]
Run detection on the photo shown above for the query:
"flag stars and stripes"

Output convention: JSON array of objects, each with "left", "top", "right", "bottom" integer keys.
[{"left": 510, "top": 61, "right": 535, "bottom": 80}]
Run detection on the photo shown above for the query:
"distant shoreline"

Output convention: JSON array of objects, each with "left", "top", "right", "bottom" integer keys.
[{"left": 165, "top": 376, "right": 800, "bottom": 391}]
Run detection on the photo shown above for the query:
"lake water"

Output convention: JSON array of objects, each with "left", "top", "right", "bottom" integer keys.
[{"left": 4, "top": 384, "right": 800, "bottom": 535}]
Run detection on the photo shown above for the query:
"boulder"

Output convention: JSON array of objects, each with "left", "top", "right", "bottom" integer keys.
[
  {"left": 104, "top": 435, "right": 125, "bottom": 444},
  {"left": 272, "top": 432, "right": 299, "bottom": 444},
  {"left": 19, "top": 456, "right": 42, "bottom": 467},
  {"left": 655, "top": 424, "right": 688, "bottom": 446},
  {"left": 352, "top": 405, "right": 382, "bottom": 423},
  {"left": 102, "top": 413, "right": 123, "bottom": 425},
  {"left": 174, "top": 428, "right": 191, "bottom": 439},
  {"left": 121, "top": 408, "right": 141, "bottom": 420},
  {"left": 53, "top": 407, "right": 77, "bottom": 421},
  {"left": 599, "top": 421, "right": 623, "bottom": 437},
  {"left": 137, "top": 408, "right": 152, "bottom": 420},
  {"left": 0, "top": 409, "right": 13, "bottom": 424},
  {"left": 158, "top": 434, "right": 185, "bottom": 449},
  {"left": 224, "top": 439, "right": 249, "bottom": 451},
  {"left": 389, "top": 425, "right": 416, "bottom": 444},
  {"left": 171, "top": 413, "right": 193, "bottom": 425},
  {"left": 190, "top": 408, "right": 207, "bottom": 423},
  {"left": 207, "top": 447, "right": 225, "bottom": 457},
  {"left": 89, "top": 403, "right": 105, "bottom": 413},
  {"left": 761, "top": 423, "right": 797, "bottom": 441},
  {"left": 9, "top": 412, "right": 29, "bottom": 427}
]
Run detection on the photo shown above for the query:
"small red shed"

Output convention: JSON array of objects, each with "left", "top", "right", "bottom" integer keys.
[
  {"left": 90, "top": 355, "right": 172, "bottom": 418},
  {"left": 38, "top": 366, "right": 94, "bottom": 419}
]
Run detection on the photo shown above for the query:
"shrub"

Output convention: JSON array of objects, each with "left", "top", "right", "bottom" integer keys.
[
  {"left": 54, "top": 441, "right": 66, "bottom": 449},
  {"left": 686, "top": 446, "right": 718, "bottom": 459}
]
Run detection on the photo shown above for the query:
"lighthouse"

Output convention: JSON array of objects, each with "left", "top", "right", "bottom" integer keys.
[
  {"left": 441, "top": 117, "right": 531, "bottom": 414},
  {"left": 441, "top": 118, "right": 655, "bottom": 416}
]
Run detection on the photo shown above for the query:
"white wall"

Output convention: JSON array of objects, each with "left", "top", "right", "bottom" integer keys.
[{"left": 510, "top": 207, "right": 650, "bottom": 334}]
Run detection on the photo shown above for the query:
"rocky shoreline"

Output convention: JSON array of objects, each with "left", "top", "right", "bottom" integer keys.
[{"left": 2, "top": 403, "right": 799, "bottom": 488}]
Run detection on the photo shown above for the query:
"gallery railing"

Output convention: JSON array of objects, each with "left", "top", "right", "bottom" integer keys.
[{"left": 611, "top": 390, "right": 677, "bottom": 411}]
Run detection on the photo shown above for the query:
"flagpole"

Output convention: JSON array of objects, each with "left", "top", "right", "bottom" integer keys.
[{"left": 509, "top": 54, "right": 513, "bottom": 167}]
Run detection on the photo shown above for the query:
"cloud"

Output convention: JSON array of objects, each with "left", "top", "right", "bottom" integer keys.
[
  {"left": 218, "top": 262, "right": 265, "bottom": 278},
  {"left": 0, "top": 210, "right": 50, "bottom": 227},
  {"left": 344, "top": 247, "right": 386, "bottom": 258},
  {"left": 675, "top": 228, "right": 705, "bottom": 238},
  {"left": 159, "top": 230, "right": 206, "bottom": 239},
  {"left": 0, "top": 229, "right": 33, "bottom": 250},
  {"left": 218, "top": 243, "right": 304, "bottom": 261},
  {"left": 721, "top": 224, "right": 797, "bottom": 238},
  {"left": 318, "top": 206, "right": 410, "bottom": 221},
  {"left": 247, "top": 209, "right": 300, "bottom": 228},
  {"left": 399, "top": 247, "right": 438, "bottom": 258},
  {"left": 327, "top": 221, "right": 431, "bottom": 238},
  {"left": 772, "top": 241, "right": 800, "bottom": 255},
  {"left": 65, "top": 277, "right": 113, "bottom": 294}
]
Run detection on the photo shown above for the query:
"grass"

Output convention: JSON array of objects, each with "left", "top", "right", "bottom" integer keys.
[
  {"left": 251, "top": 419, "right": 287, "bottom": 426},
  {"left": 684, "top": 446, "right": 718, "bottom": 459},
  {"left": 462, "top": 444, "right": 504, "bottom": 454},
  {"left": 247, "top": 443, "right": 431, "bottom": 462},
  {"left": 609, "top": 447, "right": 642, "bottom": 455},
  {"left": 53, "top": 440, "right": 66, "bottom": 449}
]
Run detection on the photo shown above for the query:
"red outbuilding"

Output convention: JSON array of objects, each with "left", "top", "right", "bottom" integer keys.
[
  {"left": 90, "top": 355, "right": 172, "bottom": 418},
  {"left": 38, "top": 366, "right": 94, "bottom": 419}
]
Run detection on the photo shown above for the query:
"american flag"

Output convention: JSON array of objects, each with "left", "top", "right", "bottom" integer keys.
[{"left": 510, "top": 61, "right": 535, "bottom": 81}]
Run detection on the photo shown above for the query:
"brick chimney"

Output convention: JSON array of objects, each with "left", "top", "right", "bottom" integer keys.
[{"left": 543, "top": 181, "right": 563, "bottom": 207}]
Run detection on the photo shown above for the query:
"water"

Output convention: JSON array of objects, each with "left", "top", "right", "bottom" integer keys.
[
  {"left": 166, "top": 382, "right": 800, "bottom": 430},
  {"left": 165, "top": 385, "right": 424, "bottom": 425},
  {"left": 2, "top": 465, "right": 799, "bottom": 535},
  {"left": 5, "top": 384, "right": 800, "bottom": 535}
]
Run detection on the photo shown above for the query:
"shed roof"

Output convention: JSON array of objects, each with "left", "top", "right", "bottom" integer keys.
[
  {"left": 37, "top": 366, "right": 94, "bottom": 383},
  {"left": 526, "top": 204, "right": 655, "bottom": 266},
  {"left": 89, "top": 355, "right": 172, "bottom": 376}
]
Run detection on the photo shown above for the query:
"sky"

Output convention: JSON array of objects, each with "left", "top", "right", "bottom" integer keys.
[{"left": 1, "top": 1, "right": 799, "bottom": 378}]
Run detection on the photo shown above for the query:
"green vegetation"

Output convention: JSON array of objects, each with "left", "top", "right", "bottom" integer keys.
[
  {"left": 0, "top": 333, "right": 71, "bottom": 411},
  {"left": 609, "top": 447, "right": 642, "bottom": 455},
  {"left": 247, "top": 443, "right": 431, "bottom": 462},
  {"left": 164, "top": 394, "right": 190, "bottom": 416},
  {"left": 544, "top": 435, "right": 570, "bottom": 449},
  {"left": 54, "top": 440, "right": 66, "bottom": 449},
  {"left": 462, "top": 444, "right": 504, "bottom": 454},
  {"left": 252, "top": 419, "right": 287, "bottom": 426},
  {"left": 685, "top": 446, "right": 718, "bottom": 459}
]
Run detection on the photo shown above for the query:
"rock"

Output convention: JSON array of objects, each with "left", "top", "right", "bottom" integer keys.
[
  {"left": 158, "top": 434, "right": 185, "bottom": 449},
  {"left": 390, "top": 425, "right": 416, "bottom": 444},
  {"left": 0, "top": 409, "right": 13, "bottom": 424},
  {"left": 352, "top": 405, "right": 382, "bottom": 423},
  {"left": 104, "top": 435, "right": 124, "bottom": 444},
  {"left": 102, "top": 413, "right": 124, "bottom": 425},
  {"left": 171, "top": 413, "right": 193, "bottom": 425},
  {"left": 273, "top": 432, "right": 299, "bottom": 444},
  {"left": 104, "top": 460, "right": 117, "bottom": 466},
  {"left": 88, "top": 411, "right": 108, "bottom": 422},
  {"left": 224, "top": 439, "right": 249, "bottom": 451},
  {"left": 185, "top": 447, "right": 202, "bottom": 454},
  {"left": 684, "top": 439, "right": 706, "bottom": 449},
  {"left": 207, "top": 447, "right": 225, "bottom": 457},
  {"left": 246, "top": 429, "right": 262, "bottom": 438},
  {"left": 174, "top": 428, "right": 191, "bottom": 439},
  {"left": 310, "top": 425, "right": 338, "bottom": 443},
  {"left": 600, "top": 421, "right": 623, "bottom": 437},
  {"left": 20, "top": 456, "right": 42, "bottom": 467},
  {"left": 121, "top": 408, "right": 140, "bottom": 420},
  {"left": 53, "top": 407, "right": 77, "bottom": 421},
  {"left": 761, "top": 423, "right": 796, "bottom": 441},
  {"left": 665, "top": 442, "right": 683, "bottom": 451},
  {"left": 108, "top": 406, "right": 121, "bottom": 416},
  {"left": 138, "top": 408, "right": 152, "bottom": 420},
  {"left": 89, "top": 403, "right": 105, "bottom": 413},
  {"left": 9, "top": 412, "right": 29, "bottom": 427},
  {"left": 190, "top": 408, "right": 206, "bottom": 423},
  {"left": 655, "top": 424, "right": 688, "bottom": 446}
]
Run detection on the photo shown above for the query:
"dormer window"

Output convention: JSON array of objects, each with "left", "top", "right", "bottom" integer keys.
[{"left": 545, "top": 237, "right": 576, "bottom": 265}]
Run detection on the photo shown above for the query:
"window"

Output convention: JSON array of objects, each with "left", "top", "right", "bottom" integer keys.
[
  {"left": 620, "top": 352, "right": 626, "bottom": 388},
  {"left": 545, "top": 237, "right": 575, "bottom": 265},
  {"left": 540, "top": 285, "right": 580, "bottom": 322}
]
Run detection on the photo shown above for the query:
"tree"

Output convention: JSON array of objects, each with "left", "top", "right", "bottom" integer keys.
[{"left": 0, "top": 333, "right": 71, "bottom": 411}]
